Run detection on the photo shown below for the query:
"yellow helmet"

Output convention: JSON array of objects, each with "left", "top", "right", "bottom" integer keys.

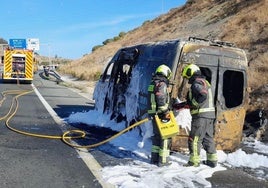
[
  {"left": 155, "top": 64, "right": 172, "bottom": 79},
  {"left": 182, "top": 64, "right": 200, "bottom": 79}
]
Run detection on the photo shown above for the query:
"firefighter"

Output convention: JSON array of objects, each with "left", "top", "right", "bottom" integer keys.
[
  {"left": 181, "top": 64, "right": 218, "bottom": 168},
  {"left": 148, "top": 64, "right": 172, "bottom": 167}
]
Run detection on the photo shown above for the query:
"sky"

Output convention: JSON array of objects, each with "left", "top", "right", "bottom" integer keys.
[
  {"left": 66, "top": 109, "right": 268, "bottom": 187},
  {"left": 0, "top": 0, "right": 186, "bottom": 60}
]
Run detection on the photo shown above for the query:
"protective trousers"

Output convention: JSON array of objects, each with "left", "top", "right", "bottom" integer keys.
[
  {"left": 151, "top": 119, "right": 170, "bottom": 166},
  {"left": 188, "top": 117, "right": 217, "bottom": 166}
]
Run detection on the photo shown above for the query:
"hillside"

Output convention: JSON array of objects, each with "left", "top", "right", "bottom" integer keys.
[{"left": 59, "top": 0, "right": 268, "bottom": 112}]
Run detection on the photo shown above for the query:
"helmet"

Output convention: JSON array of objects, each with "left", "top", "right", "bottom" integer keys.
[
  {"left": 155, "top": 65, "right": 172, "bottom": 79},
  {"left": 182, "top": 64, "right": 200, "bottom": 79}
]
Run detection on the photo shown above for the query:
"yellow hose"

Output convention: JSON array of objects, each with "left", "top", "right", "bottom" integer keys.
[
  {"left": 1, "top": 88, "right": 149, "bottom": 148},
  {"left": 62, "top": 118, "right": 149, "bottom": 148}
]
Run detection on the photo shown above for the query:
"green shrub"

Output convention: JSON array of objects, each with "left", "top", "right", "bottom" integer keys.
[
  {"left": 103, "top": 39, "right": 113, "bottom": 45},
  {"left": 119, "top": 32, "right": 126, "bottom": 37},
  {"left": 92, "top": 45, "right": 103, "bottom": 52},
  {"left": 113, "top": 36, "right": 120, "bottom": 41}
]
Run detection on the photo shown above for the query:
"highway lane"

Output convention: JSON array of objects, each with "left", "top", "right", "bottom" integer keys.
[{"left": 0, "top": 76, "right": 104, "bottom": 188}]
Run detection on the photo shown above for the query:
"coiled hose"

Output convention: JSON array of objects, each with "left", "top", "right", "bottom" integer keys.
[{"left": 0, "top": 88, "right": 149, "bottom": 148}]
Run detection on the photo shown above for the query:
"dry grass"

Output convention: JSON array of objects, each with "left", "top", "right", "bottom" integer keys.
[{"left": 218, "top": 0, "right": 268, "bottom": 90}]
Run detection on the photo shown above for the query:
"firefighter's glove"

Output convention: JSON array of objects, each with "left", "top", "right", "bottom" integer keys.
[
  {"left": 164, "top": 112, "right": 170, "bottom": 119},
  {"left": 172, "top": 101, "right": 189, "bottom": 110},
  {"left": 160, "top": 111, "right": 171, "bottom": 122}
]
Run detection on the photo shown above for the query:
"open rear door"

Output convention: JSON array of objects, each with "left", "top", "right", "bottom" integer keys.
[
  {"left": 214, "top": 55, "right": 248, "bottom": 151},
  {"left": 171, "top": 41, "right": 248, "bottom": 152}
]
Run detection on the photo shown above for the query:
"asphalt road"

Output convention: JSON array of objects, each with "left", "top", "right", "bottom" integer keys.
[
  {"left": 0, "top": 74, "right": 105, "bottom": 188},
  {"left": 0, "top": 72, "right": 267, "bottom": 188}
]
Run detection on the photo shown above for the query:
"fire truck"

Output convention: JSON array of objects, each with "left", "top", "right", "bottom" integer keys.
[{"left": 3, "top": 48, "right": 35, "bottom": 83}]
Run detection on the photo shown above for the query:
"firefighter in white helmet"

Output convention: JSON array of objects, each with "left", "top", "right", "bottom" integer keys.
[
  {"left": 181, "top": 63, "right": 218, "bottom": 167},
  {"left": 148, "top": 64, "right": 172, "bottom": 167}
]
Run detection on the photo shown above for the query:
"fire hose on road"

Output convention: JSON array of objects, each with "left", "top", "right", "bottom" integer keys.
[{"left": 0, "top": 87, "right": 149, "bottom": 149}]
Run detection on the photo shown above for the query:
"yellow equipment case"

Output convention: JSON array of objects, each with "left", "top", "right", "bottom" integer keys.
[{"left": 155, "top": 111, "right": 179, "bottom": 139}]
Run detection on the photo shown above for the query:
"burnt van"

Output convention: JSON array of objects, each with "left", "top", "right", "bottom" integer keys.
[{"left": 93, "top": 37, "right": 249, "bottom": 152}]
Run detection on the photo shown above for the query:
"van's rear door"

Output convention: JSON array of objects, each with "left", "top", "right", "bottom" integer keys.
[
  {"left": 174, "top": 42, "right": 248, "bottom": 151},
  {"left": 214, "top": 49, "right": 248, "bottom": 151}
]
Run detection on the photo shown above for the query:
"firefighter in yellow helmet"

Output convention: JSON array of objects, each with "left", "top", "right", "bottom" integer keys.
[
  {"left": 181, "top": 64, "right": 218, "bottom": 167},
  {"left": 148, "top": 64, "right": 172, "bottom": 167}
]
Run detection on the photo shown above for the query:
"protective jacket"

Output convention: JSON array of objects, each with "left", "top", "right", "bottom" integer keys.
[
  {"left": 187, "top": 76, "right": 215, "bottom": 119},
  {"left": 148, "top": 74, "right": 170, "bottom": 115}
]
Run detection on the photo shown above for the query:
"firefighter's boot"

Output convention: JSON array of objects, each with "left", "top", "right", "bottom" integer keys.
[
  {"left": 185, "top": 153, "right": 200, "bottom": 167},
  {"left": 204, "top": 153, "right": 218, "bottom": 168},
  {"left": 203, "top": 160, "right": 217, "bottom": 168}
]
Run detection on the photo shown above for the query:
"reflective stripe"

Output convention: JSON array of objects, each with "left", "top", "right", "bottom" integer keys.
[
  {"left": 207, "top": 153, "right": 218, "bottom": 162},
  {"left": 207, "top": 81, "right": 213, "bottom": 107},
  {"left": 151, "top": 145, "right": 160, "bottom": 153},
  {"left": 191, "top": 107, "right": 215, "bottom": 115},
  {"left": 188, "top": 91, "right": 199, "bottom": 107},
  {"left": 189, "top": 136, "right": 200, "bottom": 165},
  {"left": 158, "top": 103, "right": 169, "bottom": 112},
  {"left": 148, "top": 93, "right": 156, "bottom": 114},
  {"left": 148, "top": 84, "right": 156, "bottom": 114},
  {"left": 159, "top": 139, "right": 170, "bottom": 163},
  {"left": 148, "top": 84, "right": 154, "bottom": 92},
  {"left": 193, "top": 136, "right": 198, "bottom": 158}
]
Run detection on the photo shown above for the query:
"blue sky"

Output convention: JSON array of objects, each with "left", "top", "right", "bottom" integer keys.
[{"left": 0, "top": 0, "right": 186, "bottom": 59}]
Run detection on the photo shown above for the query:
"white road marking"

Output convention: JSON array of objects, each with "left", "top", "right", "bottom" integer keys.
[{"left": 32, "top": 84, "right": 114, "bottom": 188}]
